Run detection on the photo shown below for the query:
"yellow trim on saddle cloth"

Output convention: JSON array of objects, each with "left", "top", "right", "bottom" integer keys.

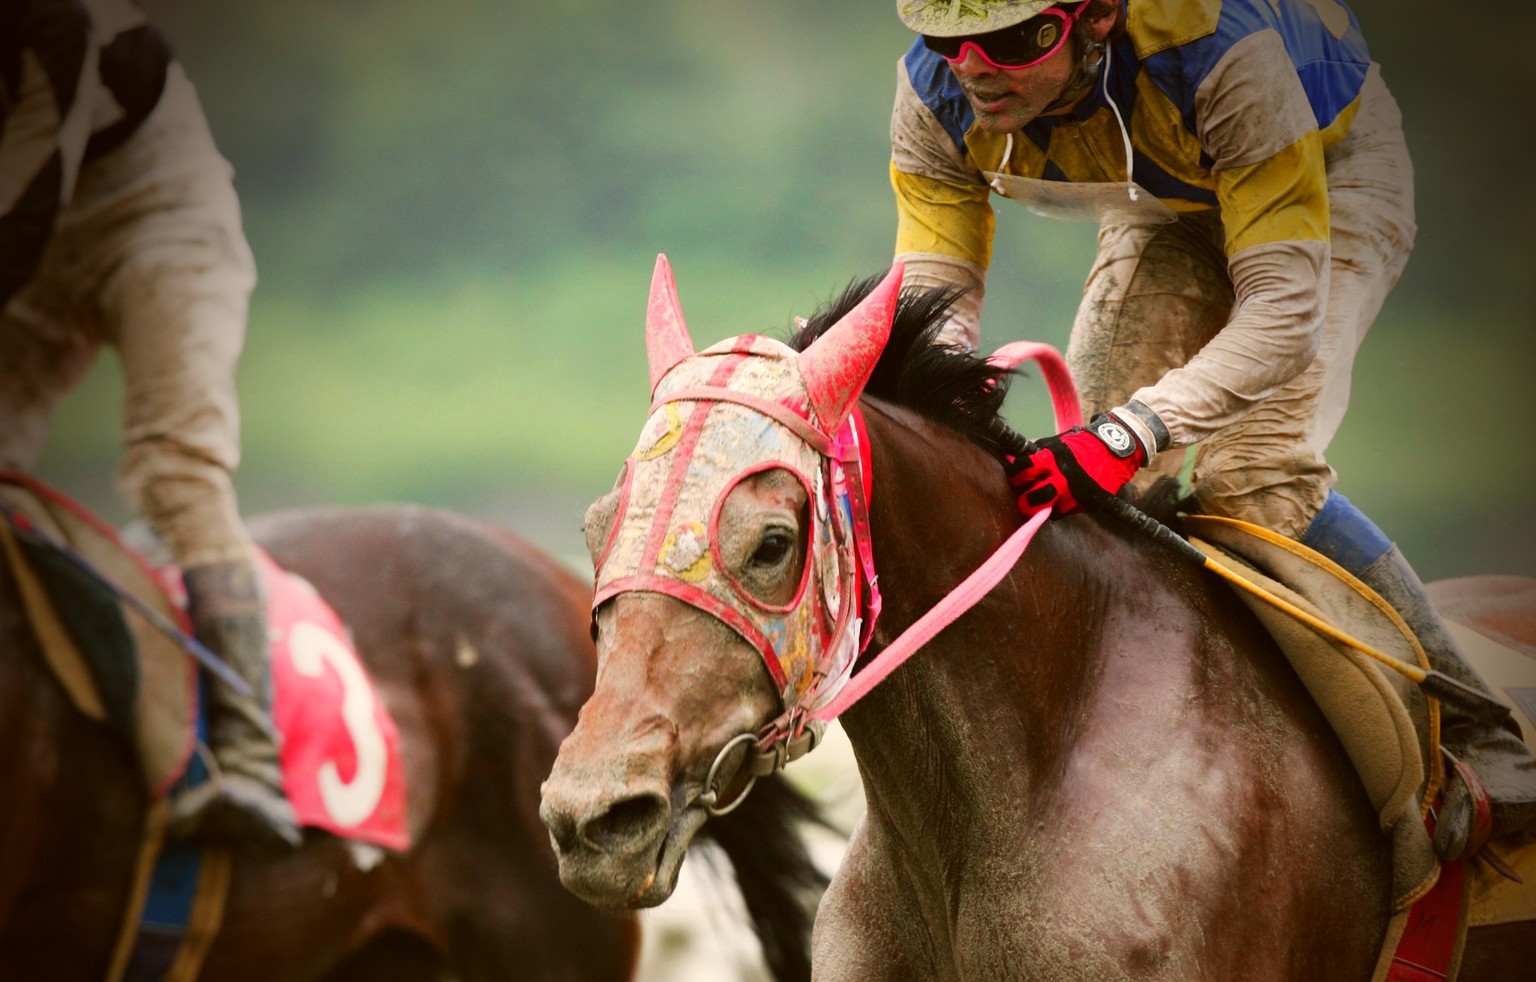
[{"left": 1184, "top": 514, "right": 1443, "bottom": 912}]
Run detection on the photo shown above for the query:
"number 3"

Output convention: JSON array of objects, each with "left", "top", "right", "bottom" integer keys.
[{"left": 288, "top": 620, "right": 388, "bottom": 827}]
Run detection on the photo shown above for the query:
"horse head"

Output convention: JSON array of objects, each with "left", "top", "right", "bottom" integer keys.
[{"left": 539, "top": 256, "right": 901, "bottom": 909}]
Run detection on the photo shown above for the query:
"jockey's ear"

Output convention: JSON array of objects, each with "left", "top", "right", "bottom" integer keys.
[
  {"left": 646, "top": 253, "right": 695, "bottom": 395},
  {"left": 1085, "top": 0, "right": 1119, "bottom": 40},
  {"left": 798, "top": 263, "right": 904, "bottom": 431}
]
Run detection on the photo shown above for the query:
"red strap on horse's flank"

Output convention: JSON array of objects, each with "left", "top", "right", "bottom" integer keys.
[
  {"left": 1387, "top": 856, "right": 1465, "bottom": 981},
  {"left": 1449, "top": 755, "right": 1496, "bottom": 862}
]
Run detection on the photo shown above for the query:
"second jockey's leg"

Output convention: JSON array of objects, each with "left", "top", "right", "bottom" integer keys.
[
  {"left": 81, "top": 66, "right": 297, "bottom": 849},
  {"left": 171, "top": 557, "right": 300, "bottom": 849}
]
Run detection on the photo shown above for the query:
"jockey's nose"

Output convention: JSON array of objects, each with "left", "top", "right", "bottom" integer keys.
[{"left": 948, "top": 47, "right": 1001, "bottom": 78}]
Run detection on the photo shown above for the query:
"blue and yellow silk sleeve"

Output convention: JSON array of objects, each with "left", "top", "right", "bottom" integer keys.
[{"left": 891, "top": 164, "right": 995, "bottom": 272}]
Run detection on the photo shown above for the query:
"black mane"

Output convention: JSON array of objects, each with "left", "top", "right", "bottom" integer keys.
[{"left": 787, "top": 274, "right": 1015, "bottom": 456}]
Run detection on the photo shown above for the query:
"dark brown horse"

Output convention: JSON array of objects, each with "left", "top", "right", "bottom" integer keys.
[
  {"left": 540, "top": 262, "right": 1536, "bottom": 980},
  {"left": 0, "top": 504, "right": 826, "bottom": 980}
]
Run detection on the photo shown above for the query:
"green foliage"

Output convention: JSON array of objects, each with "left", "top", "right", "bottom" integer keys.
[{"left": 35, "top": 0, "right": 1536, "bottom": 573}]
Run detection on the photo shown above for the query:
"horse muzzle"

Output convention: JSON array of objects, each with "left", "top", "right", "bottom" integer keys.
[{"left": 539, "top": 759, "right": 706, "bottom": 909}]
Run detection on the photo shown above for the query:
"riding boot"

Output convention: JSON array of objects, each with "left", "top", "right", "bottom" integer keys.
[
  {"left": 168, "top": 558, "right": 302, "bottom": 850},
  {"left": 1302, "top": 492, "right": 1536, "bottom": 859}
]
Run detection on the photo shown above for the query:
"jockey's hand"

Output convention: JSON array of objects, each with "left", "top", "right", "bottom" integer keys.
[{"left": 1006, "top": 412, "right": 1147, "bottom": 518}]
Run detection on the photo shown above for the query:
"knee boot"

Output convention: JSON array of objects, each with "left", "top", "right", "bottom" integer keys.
[
  {"left": 1303, "top": 492, "right": 1536, "bottom": 859},
  {"left": 168, "top": 558, "right": 301, "bottom": 850}
]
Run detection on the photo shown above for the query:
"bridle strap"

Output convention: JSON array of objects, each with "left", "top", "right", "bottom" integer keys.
[
  {"left": 594, "top": 574, "right": 787, "bottom": 690},
  {"left": 808, "top": 507, "right": 1051, "bottom": 722},
  {"left": 654, "top": 386, "right": 833, "bottom": 454},
  {"left": 788, "top": 342, "right": 1081, "bottom": 728}
]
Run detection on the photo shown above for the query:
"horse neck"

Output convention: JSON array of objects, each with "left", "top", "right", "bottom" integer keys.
[{"left": 843, "top": 400, "right": 1175, "bottom": 836}]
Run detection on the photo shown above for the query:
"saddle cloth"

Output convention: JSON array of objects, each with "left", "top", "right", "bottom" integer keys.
[
  {"left": 1186, "top": 514, "right": 1441, "bottom": 909},
  {"left": 0, "top": 476, "right": 409, "bottom": 850}
]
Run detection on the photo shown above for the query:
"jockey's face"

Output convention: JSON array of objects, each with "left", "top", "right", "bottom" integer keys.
[
  {"left": 942, "top": 4, "right": 1118, "bottom": 134},
  {"left": 946, "top": 31, "right": 1081, "bottom": 133}
]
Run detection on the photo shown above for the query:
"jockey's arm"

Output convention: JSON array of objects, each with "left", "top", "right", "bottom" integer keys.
[
  {"left": 1124, "top": 29, "right": 1333, "bottom": 456},
  {"left": 113, "top": 293, "right": 253, "bottom": 571},
  {"left": 106, "top": 95, "right": 256, "bottom": 573},
  {"left": 889, "top": 57, "right": 994, "bottom": 351}
]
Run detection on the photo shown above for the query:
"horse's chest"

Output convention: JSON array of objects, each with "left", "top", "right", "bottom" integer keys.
[{"left": 828, "top": 837, "right": 1254, "bottom": 982}]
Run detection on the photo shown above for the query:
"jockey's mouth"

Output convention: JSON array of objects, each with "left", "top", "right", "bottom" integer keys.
[{"left": 965, "top": 85, "right": 1013, "bottom": 105}]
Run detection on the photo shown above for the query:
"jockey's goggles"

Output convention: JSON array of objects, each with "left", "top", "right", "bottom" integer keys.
[{"left": 922, "top": 3, "right": 1087, "bottom": 71}]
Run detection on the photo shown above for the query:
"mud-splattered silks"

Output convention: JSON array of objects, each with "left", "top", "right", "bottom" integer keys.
[{"left": 592, "top": 257, "right": 895, "bottom": 728}]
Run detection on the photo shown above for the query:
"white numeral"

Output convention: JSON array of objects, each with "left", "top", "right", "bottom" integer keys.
[{"left": 288, "top": 620, "right": 388, "bottom": 828}]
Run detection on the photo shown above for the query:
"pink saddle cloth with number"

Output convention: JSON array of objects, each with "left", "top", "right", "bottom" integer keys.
[{"left": 157, "top": 549, "right": 411, "bottom": 851}]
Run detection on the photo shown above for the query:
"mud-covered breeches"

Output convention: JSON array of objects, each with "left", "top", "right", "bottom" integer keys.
[
  {"left": 0, "top": 64, "right": 258, "bottom": 568},
  {"left": 1066, "top": 67, "right": 1417, "bottom": 538}
]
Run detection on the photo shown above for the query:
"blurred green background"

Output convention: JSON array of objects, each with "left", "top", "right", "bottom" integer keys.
[{"left": 36, "top": 0, "right": 1536, "bottom": 576}]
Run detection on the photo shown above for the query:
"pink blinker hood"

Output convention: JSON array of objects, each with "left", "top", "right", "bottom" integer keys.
[{"left": 591, "top": 255, "right": 900, "bottom": 711}]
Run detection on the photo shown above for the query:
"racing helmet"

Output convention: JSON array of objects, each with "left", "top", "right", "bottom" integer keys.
[{"left": 897, "top": 0, "right": 1060, "bottom": 37}]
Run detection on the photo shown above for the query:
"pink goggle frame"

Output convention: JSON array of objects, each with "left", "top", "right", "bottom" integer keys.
[{"left": 925, "top": 3, "right": 1090, "bottom": 71}]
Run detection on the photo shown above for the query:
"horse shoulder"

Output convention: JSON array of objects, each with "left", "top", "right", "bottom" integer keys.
[{"left": 1023, "top": 532, "right": 1389, "bottom": 979}]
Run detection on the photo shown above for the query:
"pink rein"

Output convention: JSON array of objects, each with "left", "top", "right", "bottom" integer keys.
[{"left": 808, "top": 341, "right": 1081, "bottom": 723}]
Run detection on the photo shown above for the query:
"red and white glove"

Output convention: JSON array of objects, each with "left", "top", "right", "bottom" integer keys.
[{"left": 1006, "top": 411, "right": 1149, "bottom": 519}]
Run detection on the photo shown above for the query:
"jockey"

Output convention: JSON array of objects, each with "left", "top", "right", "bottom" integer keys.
[
  {"left": 889, "top": 0, "right": 1535, "bottom": 858},
  {"left": 0, "top": 0, "right": 298, "bottom": 849}
]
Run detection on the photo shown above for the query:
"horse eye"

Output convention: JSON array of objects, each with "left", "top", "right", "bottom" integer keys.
[{"left": 751, "top": 530, "right": 794, "bottom": 568}]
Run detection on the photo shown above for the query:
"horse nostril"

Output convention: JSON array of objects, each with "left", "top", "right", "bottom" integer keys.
[
  {"left": 540, "top": 798, "right": 580, "bottom": 854},
  {"left": 581, "top": 792, "right": 669, "bottom": 852}
]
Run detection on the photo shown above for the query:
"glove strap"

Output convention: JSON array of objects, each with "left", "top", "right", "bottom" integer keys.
[
  {"left": 1107, "top": 400, "right": 1169, "bottom": 461},
  {"left": 1087, "top": 412, "right": 1142, "bottom": 461}
]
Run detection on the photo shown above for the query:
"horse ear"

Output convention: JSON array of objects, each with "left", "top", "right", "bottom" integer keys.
[
  {"left": 798, "top": 263, "right": 904, "bottom": 430},
  {"left": 646, "top": 254, "right": 695, "bottom": 394}
]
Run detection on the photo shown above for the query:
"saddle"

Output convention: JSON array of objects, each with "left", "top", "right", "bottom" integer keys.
[
  {"left": 1186, "top": 515, "right": 1536, "bottom": 980},
  {"left": 0, "top": 477, "right": 197, "bottom": 796}
]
